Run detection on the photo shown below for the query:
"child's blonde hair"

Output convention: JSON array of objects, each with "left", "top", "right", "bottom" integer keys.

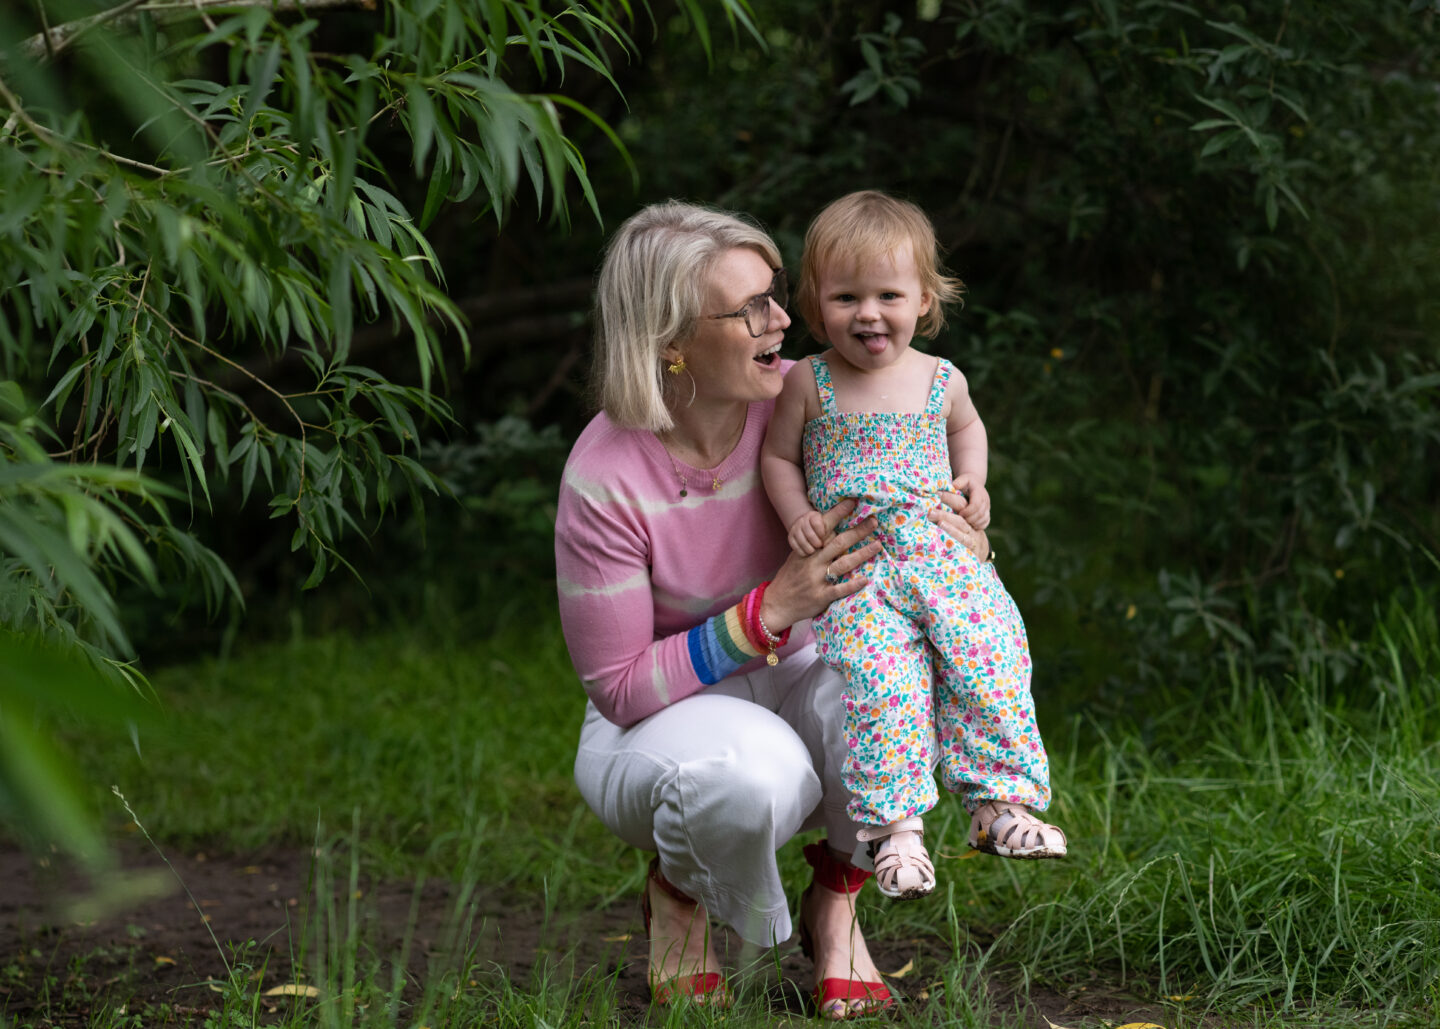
[{"left": 796, "top": 190, "right": 964, "bottom": 343}]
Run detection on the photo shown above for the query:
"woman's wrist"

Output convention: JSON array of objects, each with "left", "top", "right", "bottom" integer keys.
[
  {"left": 756, "top": 586, "right": 795, "bottom": 642},
  {"left": 756, "top": 604, "right": 784, "bottom": 647},
  {"left": 745, "top": 581, "right": 791, "bottom": 665}
]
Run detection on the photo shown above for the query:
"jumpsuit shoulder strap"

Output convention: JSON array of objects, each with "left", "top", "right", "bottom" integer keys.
[
  {"left": 810, "top": 355, "right": 839, "bottom": 415},
  {"left": 924, "top": 357, "right": 954, "bottom": 415}
]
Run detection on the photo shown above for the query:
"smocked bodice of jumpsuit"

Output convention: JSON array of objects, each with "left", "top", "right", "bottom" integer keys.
[
  {"left": 799, "top": 354, "right": 1051, "bottom": 827},
  {"left": 802, "top": 355, "right": 955, "bottom": 555}
]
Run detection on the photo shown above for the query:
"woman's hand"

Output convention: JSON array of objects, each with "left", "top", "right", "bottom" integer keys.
[
  {"left": 762, "top": 499, "right": 880, "bottom": 631},
  {"left": 929, "top": 490, "right": 992, "bottom": 563}
]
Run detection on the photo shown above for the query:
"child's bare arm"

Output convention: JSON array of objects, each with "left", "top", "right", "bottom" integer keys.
[
  {"left": 945, "top": 367, "right": 992, "bottom": 529},
  {"left": 762, "top": 362, "right": 827, "bottom": 554}
]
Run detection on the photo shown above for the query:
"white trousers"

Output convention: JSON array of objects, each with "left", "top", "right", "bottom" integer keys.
[{"left": 573, "top": 642, "right": 863, "bottom": 946}]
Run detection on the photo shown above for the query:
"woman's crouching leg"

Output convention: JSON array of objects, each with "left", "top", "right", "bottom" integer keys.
[
  {"left": 776, "top": 646, "right": 868, "bottom": 854},
  {"left": 574, "top": 693, "right": 822, "bottom": 946}
]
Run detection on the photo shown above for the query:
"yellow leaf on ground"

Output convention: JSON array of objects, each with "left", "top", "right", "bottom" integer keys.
[
  {"left": 263, "top": 984, "right": 320, "bottom": 998},
  {"left": 602, "top": 934, "right": 632, "bottom": 942},
  {"left": 883, "top": 958, "right": 914, "bottom": 978},
  {"left": 1114, "top": 1023, "right": 1167, "bottom": 1028},
  {"left": 1165, "top": 994, "right": 1195, "bottom": 1001},
  {"left": 153, "top": 956, "right": 175, "bottom": 966}
]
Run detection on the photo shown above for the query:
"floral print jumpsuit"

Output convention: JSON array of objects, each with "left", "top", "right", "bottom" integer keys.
[{"left": 804, "top": 356, "right": 1053, "bottom": 827}]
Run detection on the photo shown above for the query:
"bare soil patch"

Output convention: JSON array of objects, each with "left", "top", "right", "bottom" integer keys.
[{"left": 1, "top": 841, "right": 1167, "bottom": 1027}]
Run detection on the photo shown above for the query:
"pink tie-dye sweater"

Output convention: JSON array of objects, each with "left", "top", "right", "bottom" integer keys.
[{"left": 555, "top": 389, "right": 811, "bottom": 727}]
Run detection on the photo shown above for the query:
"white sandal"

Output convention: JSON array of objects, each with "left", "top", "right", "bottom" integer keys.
[
  {"left": 855, "top": 816, "right": 936, "bottom": 900},
  {"left": 968, "top": 801, "right": 1067, "bottom": 859}
]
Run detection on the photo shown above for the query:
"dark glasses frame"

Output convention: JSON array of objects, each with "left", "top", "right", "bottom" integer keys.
[{"left": 706, "top": 268, "right": 788, "bottom": 338}]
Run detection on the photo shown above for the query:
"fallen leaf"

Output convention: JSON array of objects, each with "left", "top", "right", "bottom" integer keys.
[
  {"left": 601, "top": 934, "right": 631, "bottom": 942},
  {"left": 153, "top": 956, "right": 175, "bottom": 966},
  {"left": 263, "top": 984, "right": 320, "bottom": 998},
  {"left": 1043, "top": 1018, "right": 1076, "bottom": 1029},
  {"left": 883, "top": 958, "right": 914, "bottom": 978},
  {"left": 1114, "top": 1024, "right": 1167, "bottom": 1028},
  {"left": 1165, "top": 994, "right": 1195, "bottom": 1002}
]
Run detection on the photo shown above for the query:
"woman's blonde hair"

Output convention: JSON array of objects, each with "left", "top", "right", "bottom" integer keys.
[
  {"left": 796, "top": 190, "right": 964, "bottom": 343},
  {"left": 592, "top": 200, "right": 782, "bottom": 432}
]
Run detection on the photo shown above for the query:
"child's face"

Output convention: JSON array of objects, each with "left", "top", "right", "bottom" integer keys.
[{"left": 815, "top": 244, "right": 932, "bottom": 372}]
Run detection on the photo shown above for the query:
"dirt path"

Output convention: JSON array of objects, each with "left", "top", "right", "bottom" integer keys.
[{"left": 1, "top": 842, "right": 1160, "bottom": 1027}]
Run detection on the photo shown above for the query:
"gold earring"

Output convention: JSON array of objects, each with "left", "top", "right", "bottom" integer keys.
[{"left": 667, "top": 358, "right": 687, "bottom": 375}]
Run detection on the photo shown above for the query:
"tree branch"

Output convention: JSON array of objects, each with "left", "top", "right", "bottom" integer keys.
[{"left": 10, "top": 0, "right": 378, "bottom": 65}]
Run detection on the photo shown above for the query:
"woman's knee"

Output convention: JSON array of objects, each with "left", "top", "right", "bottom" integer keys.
[
  {"left": 579, "top": 695, "right": 822, "bottom": 850},
  {"left": 692, "top": 725, "right": 817, "bottom": 801},
  {"left": 663, "top": 721, "right": 820, "bottom": 846}
]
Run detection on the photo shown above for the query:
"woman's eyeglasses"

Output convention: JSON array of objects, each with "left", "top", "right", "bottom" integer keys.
[{"left": 707, "top": 268, "right": 788, "bottom": 338}]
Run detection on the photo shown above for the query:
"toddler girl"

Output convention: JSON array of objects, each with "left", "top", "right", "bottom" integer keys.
[{"left": 761, "top": 191, "right": 1066, "bottom": 899}]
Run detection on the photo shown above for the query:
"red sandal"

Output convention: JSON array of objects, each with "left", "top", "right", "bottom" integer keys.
[
  {"left": 640, "top": 857, "right": 732, "bottom": 1007},
  {"left": 798, "top": 841, "right": 894, "bottom": 1020}
]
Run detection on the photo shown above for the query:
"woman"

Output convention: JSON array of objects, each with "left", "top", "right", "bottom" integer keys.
[{"left": 555, "top": 201, "right": 990, "bottom": 1019}]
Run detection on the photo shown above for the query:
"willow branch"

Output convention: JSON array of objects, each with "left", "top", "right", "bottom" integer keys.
[
  {"left": 11, "top": 0, "right": 378, "bottom": 66},
  {"left": 0, "top": 74, "right": 171, "bottom": 174},
  {"left": 142, "top": 299, "right": 313, "bottom": 497}
]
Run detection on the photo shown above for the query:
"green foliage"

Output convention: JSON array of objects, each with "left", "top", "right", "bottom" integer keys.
[
  {"left": 841, "top": 13, "right": 924, "bottom": 108},
  {"left": 921, "top": 0, "right": 1440, "bottom": 691},
  {"left": 419, "top": 414, "right": 569, "bottom": 573},
  {"left": 590, "top": 0, "right": 1440, "bottom": 693},
  {"left": 1, "top": 382, "right": 169, "bottom": 656},
  {"left": 0, "top": 0, "right": 758, "bottom": 862},
  {"left": 0, "top": 631, "right": 150, "bottom": 876}
]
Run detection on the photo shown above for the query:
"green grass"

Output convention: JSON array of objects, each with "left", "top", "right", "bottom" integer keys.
[
  {"left": 78, "top": 607, "right": 617, "bottom": 889},
  {"left": 32, "top": 585, "right": 1440, "bottom": 1027}
]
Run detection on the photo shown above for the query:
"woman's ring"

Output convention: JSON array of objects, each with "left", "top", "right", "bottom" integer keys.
[{"left": 824, "top": 565, "right": 841, "bottom": 585}]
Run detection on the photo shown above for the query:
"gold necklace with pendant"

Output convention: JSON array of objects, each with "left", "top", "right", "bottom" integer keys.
[{"left": 664, "top": 414, "right": 745, "bottom": 499}]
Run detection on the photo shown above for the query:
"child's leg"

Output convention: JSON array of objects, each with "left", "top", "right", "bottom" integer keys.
[
  {"left": 918, "top": 556, "right": 1066, "bottom": 857},
  {"left": 813, "top": 577, "right": 937, "bottom": 829},
  {"left": 922, "top": 559, "right": 1051, "bottom": 811}
]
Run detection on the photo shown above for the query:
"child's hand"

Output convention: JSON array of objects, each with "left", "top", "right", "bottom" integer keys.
[
  {"left": 787, "top": 510, "right": 829, "bottom": 556},
  {"left": 951, "top": 475, "right": 992, "bottom": 530}
]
